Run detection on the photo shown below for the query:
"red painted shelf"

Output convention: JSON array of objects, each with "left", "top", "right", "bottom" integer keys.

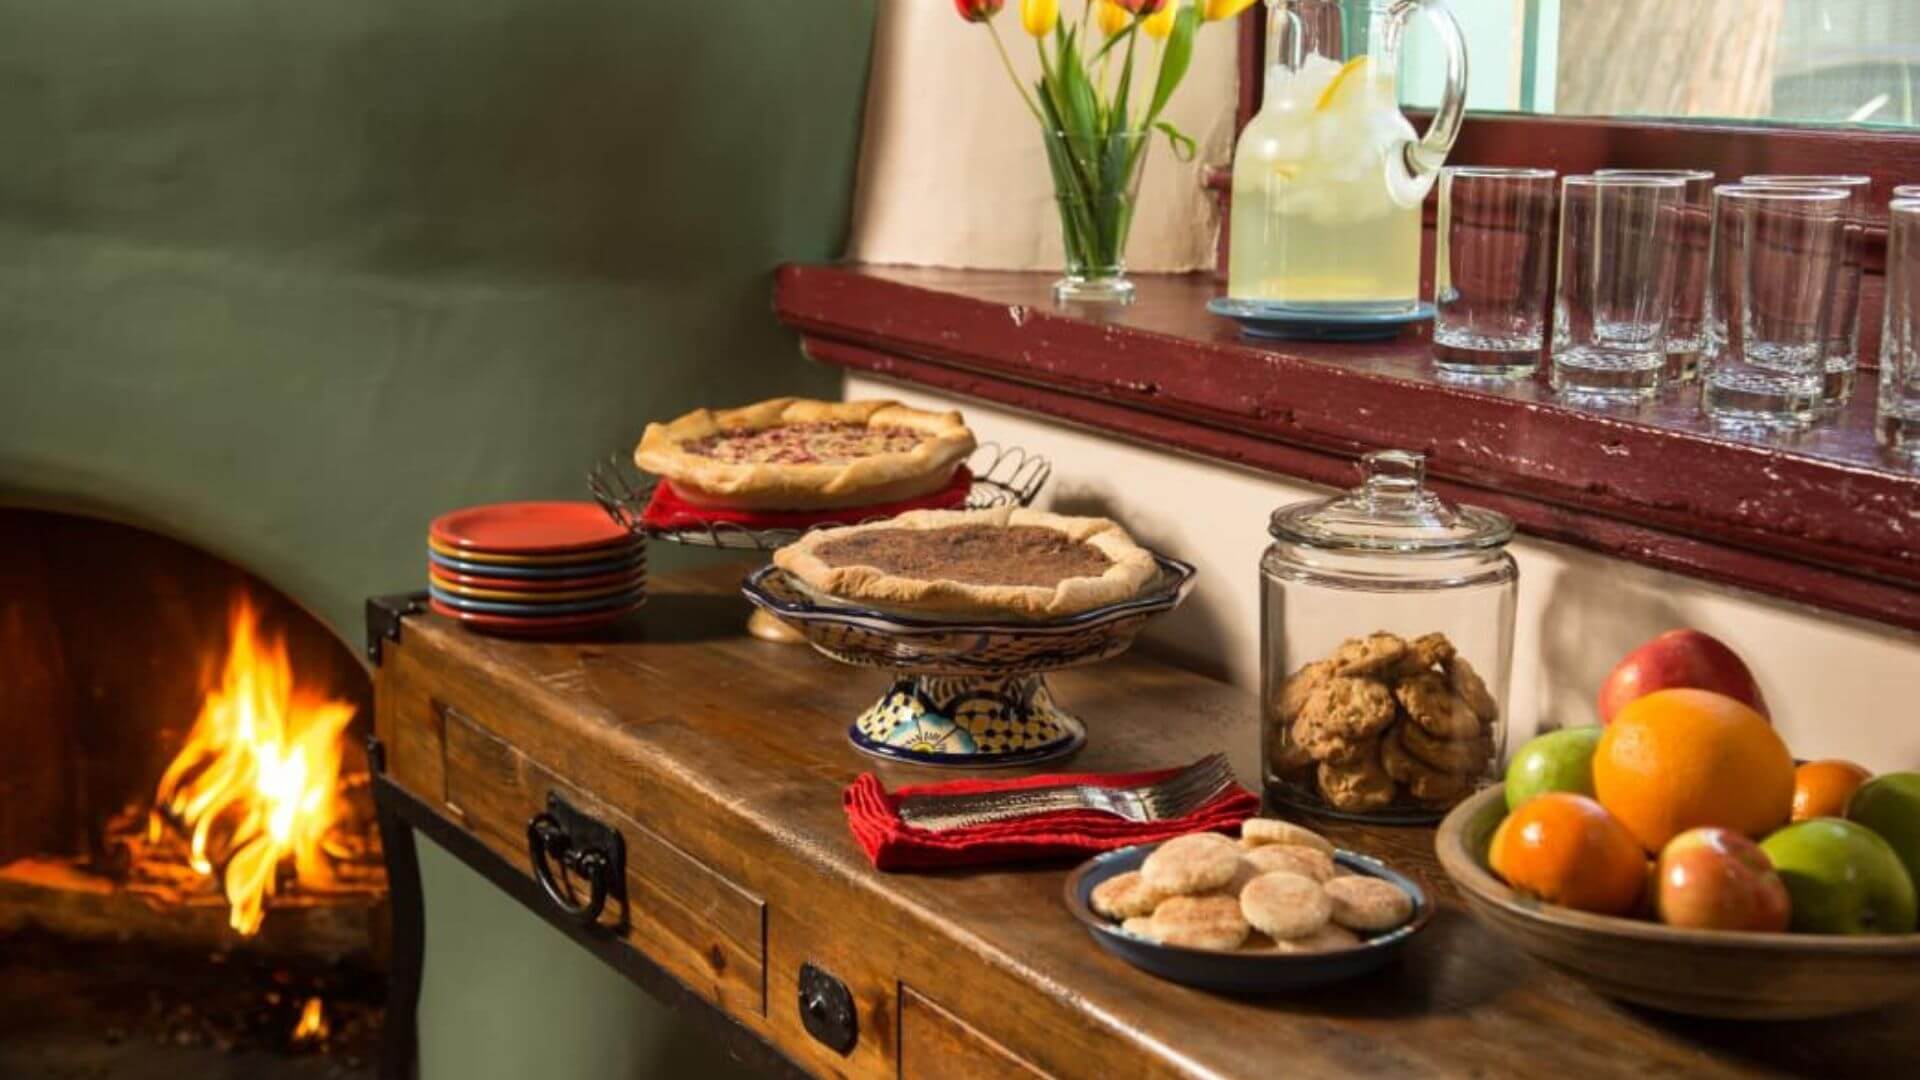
[{"left": 774, "top": 263, "right": 1920, "bottom": 632}]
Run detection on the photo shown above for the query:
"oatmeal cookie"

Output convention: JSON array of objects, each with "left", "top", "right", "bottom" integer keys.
[
  {"left": 1394, "top": 672, "right": 1482, "bottom": 740},
  {"left": 1268, "top": 735, "right": 1315, "bottom": 777},
  {"left": 1329, "top": 632, "right": 1409, "bottom": 677},
  {"left": 1381, "top": 724, "right": 1476, "bottom": 804},
  {"left": 1445, "top": 654, "right": 1499, "bottom": 724},
  {"left": 1238, "top": 871, "right": 1332, "bottom": 940},
  {"left": 1291, "top": 713, "right": 1382, "bottom": 766},
  {"left": 1274, "top": 659, "right": 1335, "bottom": 723},
  {"left": 1150, "top": 894, "right": 1250, "bottom": 951},
  {"left": 1120, "top": 916, "right": 1160, "bottom": 942},
  {"left": 1390, "top": 632, "right": 1457, "bottom": 679},
  {"left": 1299, "top": 676, "right": 1397, "bottom": 741},
  {"left": 1089, "top": 870, "right": 1167, "bottom": 920},
  {"left": 1398, "top": 720, "right": 1492, "bottom": 776},
  {"left": 1324, "top": 875, "right": 1414, "bottom": 932},
  {"left": 1316, "top": 753, "right": 1396, "bottom": 812}
]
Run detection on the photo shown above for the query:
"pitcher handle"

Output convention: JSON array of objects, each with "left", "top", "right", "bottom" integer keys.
[{"left": 1382, "top": 0, "right": 1468, "bottom": 208}]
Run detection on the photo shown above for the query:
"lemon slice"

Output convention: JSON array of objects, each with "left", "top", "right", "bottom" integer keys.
[{"left": 1315, "top": 56, "right": 1372, "bottom": 114}]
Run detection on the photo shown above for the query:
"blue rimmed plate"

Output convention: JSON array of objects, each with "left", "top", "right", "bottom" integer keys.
[
  {"left": 1064, "top": 843, "right": 1434, "bottom": 993},
  {"left": 1208, "top": 297, "right": 1435, "bottom": 343},
  {"left": 427, "top": 584, "right": 643, "bottom": 617},
  {"left": 428, "top": 546, "right": 645, "bottom": 580}
]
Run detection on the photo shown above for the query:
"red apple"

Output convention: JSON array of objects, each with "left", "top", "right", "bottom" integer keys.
[
  {"left": 1597, "top": 629, "right": 1768, "bottom": 723},
  {"left": 1655, "top": 827, "right": 1792, "bottom": 932}
]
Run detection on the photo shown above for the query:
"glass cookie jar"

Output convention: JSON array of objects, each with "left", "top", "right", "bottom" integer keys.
[{"left": 1261, "top": 450, "right": 1516, "bottom": 823}]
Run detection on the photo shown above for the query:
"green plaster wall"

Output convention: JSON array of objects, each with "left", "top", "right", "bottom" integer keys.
[{"left": 0, "top": 2, "right": 874, "bottom": 1075}]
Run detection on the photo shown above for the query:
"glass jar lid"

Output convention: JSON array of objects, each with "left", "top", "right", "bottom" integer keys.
[{"left": 1268, "top": 450, "right": 1513, "bottom": 554}]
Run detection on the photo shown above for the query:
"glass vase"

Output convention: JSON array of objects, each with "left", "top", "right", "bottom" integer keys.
[{"left": 1041, "top": 129, "right": 1150, "bottom": 304}]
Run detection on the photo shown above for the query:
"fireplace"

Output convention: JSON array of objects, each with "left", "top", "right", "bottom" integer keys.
[{"left": 0, "top": 509, "right": 386, "bottom": 1074}]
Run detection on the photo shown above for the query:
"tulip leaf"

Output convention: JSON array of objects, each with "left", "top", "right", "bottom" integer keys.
[{"left": 1146, "top": 4, "right": 1199, "bottom": 123}]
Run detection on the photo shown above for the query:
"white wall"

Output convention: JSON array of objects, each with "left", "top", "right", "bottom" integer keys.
[{"left": 849, "top": 374, "right": 1920, "bottom": 771}]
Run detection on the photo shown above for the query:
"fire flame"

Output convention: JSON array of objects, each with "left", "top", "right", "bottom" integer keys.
[
  {"left": 149, "top": 595, "right": 356, "bottom": 935},
  {"left": 292, "top": 996, "right": 329, "bottom": 1044}
]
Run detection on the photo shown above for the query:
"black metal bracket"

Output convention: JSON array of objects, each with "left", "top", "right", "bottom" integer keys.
[
  {"left": 366, "top": 591, "right": 428, "bottom": 665},
  {"left": 797, "top": 962, "right": 857, "bottom": 1056}
]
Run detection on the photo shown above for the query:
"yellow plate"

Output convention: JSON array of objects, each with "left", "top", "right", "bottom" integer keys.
[
  {"left": 428, "top": 576, "right": 643, "bottom": 603},
  {"left": 426, "top": 533, "right": 639, "bottom": 566}
]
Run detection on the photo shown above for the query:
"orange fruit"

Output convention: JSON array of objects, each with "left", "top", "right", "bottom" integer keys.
[
  {"left": 1488, "top": 793, "right": 1647, "bottom": 916},
  {"left": 1792, "top": 759, "right": 1873, "bottom": 821},
  {"left": 1593, "top": 688, "right": 1794, "bottom": 851}
]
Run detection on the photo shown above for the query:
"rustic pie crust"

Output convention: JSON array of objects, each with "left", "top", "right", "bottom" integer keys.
[
  {"left": 634, "top": 397, "right": 976, "bottom": 510},
  {"left": 773, "top": 506, "right": 1159, "bottom": 621}
]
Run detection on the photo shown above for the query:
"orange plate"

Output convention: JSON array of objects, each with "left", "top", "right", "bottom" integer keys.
[
  {"left": 427, "top": 564, "right": 647, "bottom": 593},
  {"left": 430, "top": 500, "right": 632, "bottom": 556}
]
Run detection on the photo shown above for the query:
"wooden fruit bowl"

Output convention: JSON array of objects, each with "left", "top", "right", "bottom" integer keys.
[{"left": 1436, "top": 785, "right": 1920, "bottom": 1019}]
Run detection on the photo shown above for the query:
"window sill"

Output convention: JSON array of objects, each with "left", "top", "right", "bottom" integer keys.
[{"left": 774, "top": 263, "right": 1920, "bottom": 632}]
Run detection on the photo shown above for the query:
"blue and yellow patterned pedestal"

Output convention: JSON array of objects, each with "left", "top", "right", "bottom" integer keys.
[{"left": 851, "top": 674, "right": 1086, "bottom": 767}]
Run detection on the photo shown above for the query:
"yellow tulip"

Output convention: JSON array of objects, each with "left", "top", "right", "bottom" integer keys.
[
  {"left": 1095, "top": 0, "right": 1132, "bottom": 37},
  {"left": 1021, "top": 0, "right": 1060, "bottom": 36},
  {"left": 1142, "top": 3, "right": 1177, "bottom": 39},
  {"left": 1203, "top": 0, "right": 1259, "bottom": 20}
]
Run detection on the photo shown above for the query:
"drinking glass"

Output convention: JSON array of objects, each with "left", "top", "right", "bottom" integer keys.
[
  {"left": 1550, "top": 175, "right": 1684, "bottom": 402},
  {"left": 1597, "top": 168, "right": 1716, "bottom": 383},
  {"left": 1880, "top": 199, "right": 1920, "bottom": 461},
  {"left": 1433, "top": 167, "right": 1557, "bottom": 379},
  {"left": 1742, "top": 174, "right": 1872, "bottom": 410},
  {"left": 1700, "top": 185, "right": 1848, "bottom": 432},
  {"left": 1894, "top": 184, "right": 1920, "bottom": 201}
]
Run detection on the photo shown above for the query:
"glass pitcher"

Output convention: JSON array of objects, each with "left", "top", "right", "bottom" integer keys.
[{"left": 1229, "top": 0, "right": 1468, "bottom": 315}]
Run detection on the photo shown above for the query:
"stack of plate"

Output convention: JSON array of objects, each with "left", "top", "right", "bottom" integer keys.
[{"left": 427, "top": 501, "right": 645, "bottom": 636}]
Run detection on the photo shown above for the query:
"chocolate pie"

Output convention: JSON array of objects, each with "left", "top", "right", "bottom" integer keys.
[
  {"left": 635, "top": 398, "right": 975, "bottom": 510},
  {"left": 773, "top": 507, "right": 1159, "bottom": 620}
]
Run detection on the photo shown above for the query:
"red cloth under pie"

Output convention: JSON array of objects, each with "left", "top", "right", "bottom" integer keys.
[
  {"left": 640, "top": 466, "right": 973, "bottom": 532},
  {"left": 844, "top": 762, "right": 1260, "bottom": 872}
]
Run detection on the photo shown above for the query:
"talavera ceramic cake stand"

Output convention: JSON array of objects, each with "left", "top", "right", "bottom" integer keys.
[{"left": 740, "top": 554, "right": 1195, "bottom": 768}]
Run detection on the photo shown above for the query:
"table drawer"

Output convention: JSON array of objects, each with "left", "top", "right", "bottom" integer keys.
[
  {"left": 439, "top": 703, "right": 766, "bottom": 1017},
  {"left": 900, "top": 987, "right": 1049, "bottom": 1080}
]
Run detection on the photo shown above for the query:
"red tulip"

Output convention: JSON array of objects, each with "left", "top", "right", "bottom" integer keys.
[
  {"left": 1118, "top": 0, "right": 1168, "bottom": 13},
  {"left": 954, "top": 0, "right": 1006, "bottom": 21}
]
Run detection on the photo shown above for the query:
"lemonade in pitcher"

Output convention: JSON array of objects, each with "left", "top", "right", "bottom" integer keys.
[{"left": 1229, "top": 0, "right": 1466, "bottom": 317}]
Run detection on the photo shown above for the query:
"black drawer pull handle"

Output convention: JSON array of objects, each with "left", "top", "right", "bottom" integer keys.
[{"left": 527, "top": 811, "right": 611, "bottom": 924}]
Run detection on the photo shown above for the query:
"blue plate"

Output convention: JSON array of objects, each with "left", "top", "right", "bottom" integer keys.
[
  {"left": 428, "top": 546, "right": 644, "bottom": 580},
  {"left": 1208, "top": 297, "right": 1435, "bottom": 343},
  {"left": 427, "top": 584, "right": 644, "bottom": 616},
  {"left": 1064, "top": 842, "right": 1433, "bottom": 993}
]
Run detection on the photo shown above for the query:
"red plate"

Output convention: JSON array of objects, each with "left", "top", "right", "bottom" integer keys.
[
  {"left": 428, "top": 564, "right": 647, "bottom": 593},
  {"left": 430, "top": 501, "right": 631, "bottom": 555},
  {"left": 428, "top": 597, "right": 643, "bottom": 637}
]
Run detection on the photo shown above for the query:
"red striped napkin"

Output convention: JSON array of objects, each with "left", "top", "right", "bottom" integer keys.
[{"left": 844, "top": 762, "right": 1259, "bottom": 872}]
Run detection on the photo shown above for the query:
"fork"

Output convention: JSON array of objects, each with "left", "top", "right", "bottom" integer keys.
[{"left": 895, "top": 754, "right": 1236, "bottom": 832}]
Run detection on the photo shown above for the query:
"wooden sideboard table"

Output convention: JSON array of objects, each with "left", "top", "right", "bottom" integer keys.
[{"left": 367, "top": 564, "right": 1916, "bottom": 1079}]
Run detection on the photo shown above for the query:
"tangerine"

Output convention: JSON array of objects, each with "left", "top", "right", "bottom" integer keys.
[
  {"left": 1593, "top": 688, "right": 1793, "bottom": 851},
  {"left": 1488, "top": 793, "right": 1647, "bottom": 916},
  {"left": 1792, "top": 759, "right": 1873, "bottom": 822}
]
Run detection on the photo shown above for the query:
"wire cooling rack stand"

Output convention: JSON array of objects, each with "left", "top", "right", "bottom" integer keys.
[{"left": 588, "top": 442, "right": 1051, "bottom": 552}]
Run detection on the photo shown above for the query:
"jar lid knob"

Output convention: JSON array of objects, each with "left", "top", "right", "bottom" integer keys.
[{"left": 1359, "top": 449, "right": 1426, "bottom": 500}]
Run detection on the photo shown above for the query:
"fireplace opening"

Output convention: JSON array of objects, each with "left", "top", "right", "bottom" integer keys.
[{"left": 0, "top": 509, "right": 386, "bottom": 1075}]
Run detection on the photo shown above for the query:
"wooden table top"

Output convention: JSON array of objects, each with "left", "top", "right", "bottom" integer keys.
[{"left": 403, "top": 562, "right": 1916, "bottom": 1077}]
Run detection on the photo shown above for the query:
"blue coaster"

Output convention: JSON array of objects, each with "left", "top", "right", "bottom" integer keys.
[{"left": 1208, "top": 297, "right": 1434, "bottom": 343}]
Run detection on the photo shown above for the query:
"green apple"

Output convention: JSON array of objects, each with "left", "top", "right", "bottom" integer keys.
[
  {"left": 1504, "top": 726, "right": 1603, "bottom": 812},
  {"left": 1760, "top": 819, "right": 1918, "bottom": 935},
  {"left": 1848, "top": 771, "right": 1920, "bottom": 889}
]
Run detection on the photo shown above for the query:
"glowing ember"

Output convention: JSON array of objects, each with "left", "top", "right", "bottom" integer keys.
[
  {"left": 148, "top": 595, "right": 357, "bottom": 935},
  {"left": 292, "top": 996, "right": 329, "bottom": 1044}
]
